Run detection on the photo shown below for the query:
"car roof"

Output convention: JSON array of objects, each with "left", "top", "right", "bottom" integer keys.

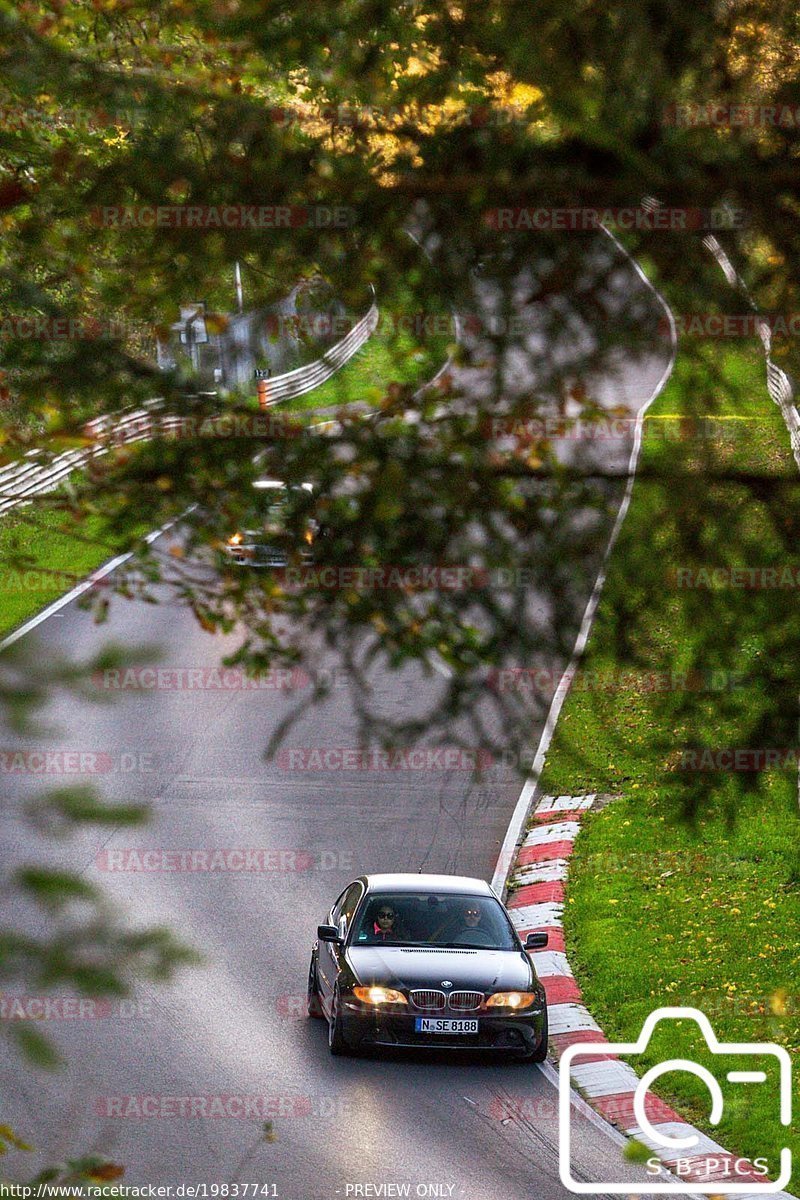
[
  {"left": 361, "top": 873, "right": 495, "bottom": 896},
  {"left": 253, "top": 478, "right": 314, "bottom": 492}
]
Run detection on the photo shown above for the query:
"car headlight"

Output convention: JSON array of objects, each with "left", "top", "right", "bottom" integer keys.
[
  {"left": 485, "top": 991, "right": 541, "bottom": 1011},
  {"left": 352, "top": 986, "right": 407, "bottom": 1006},
  {"left": 228, "top": 533, "right": 243, "bottom": 546}
]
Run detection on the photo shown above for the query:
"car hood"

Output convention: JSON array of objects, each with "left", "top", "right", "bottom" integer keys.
[{"left": 345, "top": 946, "right": 535, "bottom": 992}]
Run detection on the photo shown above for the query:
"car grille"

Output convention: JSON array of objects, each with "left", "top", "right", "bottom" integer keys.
[
  {"left": 448, "top": 990, "right": 483, "bottom": 1011},
  {"left": 408, "top": 989, "right": 485, "bottom": 1011},
  {"left": 409, "top": 989, "right": 447, "bottom": 1011}
]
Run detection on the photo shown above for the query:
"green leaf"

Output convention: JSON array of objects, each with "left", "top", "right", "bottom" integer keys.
[
  {"left": 10, "top": 1024, "right": 61, "bottom": 1071},
  {"left": 15, "top": 868, "right": 99, "bottom": 909}
]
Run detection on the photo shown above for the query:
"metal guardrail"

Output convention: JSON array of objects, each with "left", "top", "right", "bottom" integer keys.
[
  {"left": 0, "top": 300, "right": 379, "bottom": 517},
  {"left": 642, "top": 197, "right": 800, "bottom": 465},
  {"left": 701, "top": 232, "right": 800, "bottom": 470},
  {"left": 0, "top": 443, "right": 106, "bottom": 517},
  {"left": 258, "top": 301, "right": 379, "bottom": 405}
]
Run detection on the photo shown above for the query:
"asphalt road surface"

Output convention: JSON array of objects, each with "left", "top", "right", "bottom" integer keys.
[{"left": 0, "top": 230, "right": 689, "bottom": 1198}]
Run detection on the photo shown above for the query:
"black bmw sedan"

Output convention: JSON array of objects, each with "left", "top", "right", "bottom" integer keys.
[{"left": 307, "top": 873, "right": 548, "bottom": 1059}]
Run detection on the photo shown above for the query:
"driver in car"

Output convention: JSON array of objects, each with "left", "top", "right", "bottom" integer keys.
[
  {"left": 432, "top": 902, "right": 486, "bottom": 944},
  {"left": 455, "top": 903, "right": 483, "bottom": 937}
]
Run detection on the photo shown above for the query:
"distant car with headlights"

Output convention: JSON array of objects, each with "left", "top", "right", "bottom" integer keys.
[
  {"left": 307, "top": 872, "right": 548, "bottom": 1059},
  {"left": 223, "top": 479, "right": 316, "bottom": 567}
]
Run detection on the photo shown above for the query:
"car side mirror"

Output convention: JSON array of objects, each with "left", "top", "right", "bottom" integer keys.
[
  {"left": 525, "top": 931, "right": 548, "bottom": 950},
  {"left": 317, "top": 924, "right": 343, "bottom": 943}
]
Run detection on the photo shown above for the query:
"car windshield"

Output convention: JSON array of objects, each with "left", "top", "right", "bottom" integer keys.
[
  {"left": 255, "top": 483, "right": 314, "bottom": 527},
  {"left": 352, "top": 892, "right": 517, "bottom": 951},
  {"left": 256, "top": 489, "right": 288, "bottom": 521}
]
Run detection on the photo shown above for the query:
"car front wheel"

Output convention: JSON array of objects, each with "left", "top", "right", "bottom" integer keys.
[
  {"left": 327, "top": 986, "right": 350, "bottom": 1056},
  {"left": 307, "top": 957, "right": 323, "bottom": 1019},
  {"left": 527, "top": 1011, "right": 549, "bottom": 1063}
]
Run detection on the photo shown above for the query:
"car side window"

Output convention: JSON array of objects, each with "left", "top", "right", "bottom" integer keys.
[
  {"left": 330, "top": 887, "right": 350, "bottom": 924},
  {"left": 338, "top": 882, "right": 363, "bottom": 935}
]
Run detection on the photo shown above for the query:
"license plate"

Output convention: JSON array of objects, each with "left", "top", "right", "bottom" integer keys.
[{"left": 414, "top": 1018, "right": 479, "bottom": 1034}]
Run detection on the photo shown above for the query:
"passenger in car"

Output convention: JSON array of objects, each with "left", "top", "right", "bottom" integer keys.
[
  {"left": 363, "top": 902, "right": 408, "bottom": 942},
  {"left": 374, "top": 904, "right": 402, "bottom": 940}
]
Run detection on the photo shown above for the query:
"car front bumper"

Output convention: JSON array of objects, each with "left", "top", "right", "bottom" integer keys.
[
  {"left": 339, "top": 1000, "right": 547, "bottom": 1054},
  {"left": 224, "top": 546, "right": 288, "bottom": 567},
  {"left": 223, "top": 546, "right": 314, "bottom": 568}
]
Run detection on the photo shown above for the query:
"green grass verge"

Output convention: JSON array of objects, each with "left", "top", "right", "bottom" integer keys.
[
  {"left": 0, "top": 502, "right": 137, "bottom": 637},
  {"left": 282, "top": 315, "right": 450, "bottom": 412},
  {"left": 273, "top": 276, "right": 452, "bottom": 413},
  {"left": 538, "top": 338, "right": 800, "bottom": 1187},
  {"left": 0, "top": 285, "right": 451, "bottom": 637}
]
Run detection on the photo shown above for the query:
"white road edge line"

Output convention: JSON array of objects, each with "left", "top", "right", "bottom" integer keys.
[
  {"left": 488, "top": 230, "right": 681, "bottom": 1173},
  {"left": 522, "top": 228, "right": 792, "bottom": 1199},
  {"left": 491, "top": 232, "right": 677, "bottom": 898},
  {"left": 0, "top": 512, "right": 186, "bottom": 652}
]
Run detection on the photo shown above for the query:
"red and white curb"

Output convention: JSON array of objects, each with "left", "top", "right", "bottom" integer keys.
[{"left": 507, "top": 793, "right": 794, "bottom": 1197}]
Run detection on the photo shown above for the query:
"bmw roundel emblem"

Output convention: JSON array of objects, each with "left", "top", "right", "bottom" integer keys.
[{"left": 441, "top": 980, "right": 453, "bottom": 988}]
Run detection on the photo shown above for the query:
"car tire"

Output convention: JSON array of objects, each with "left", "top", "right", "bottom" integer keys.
[
  {"left": 307, "top": 957, "right": 323, "bottom": 1019},
  {"left": 327, "top": 986, "right": 350, "bottom": 1056}
]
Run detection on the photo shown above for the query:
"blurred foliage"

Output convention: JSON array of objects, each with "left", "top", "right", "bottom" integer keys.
[
  {"left": 0, "top": 1148, "right": 128, "bottom": 1191},
  {"left": 0, "top": 640, "right": 199, "bottom": 1084},
  {"left": 0, "top": 0, "right": 799, "bottom": 1100}
]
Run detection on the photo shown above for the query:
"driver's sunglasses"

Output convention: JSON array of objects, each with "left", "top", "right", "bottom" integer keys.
[
  {"left": 378, "top": 910, "right": 395, "bottom": 919},
  {"left": 465, "top": 908, "right": 480, "bottom": 917}
]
